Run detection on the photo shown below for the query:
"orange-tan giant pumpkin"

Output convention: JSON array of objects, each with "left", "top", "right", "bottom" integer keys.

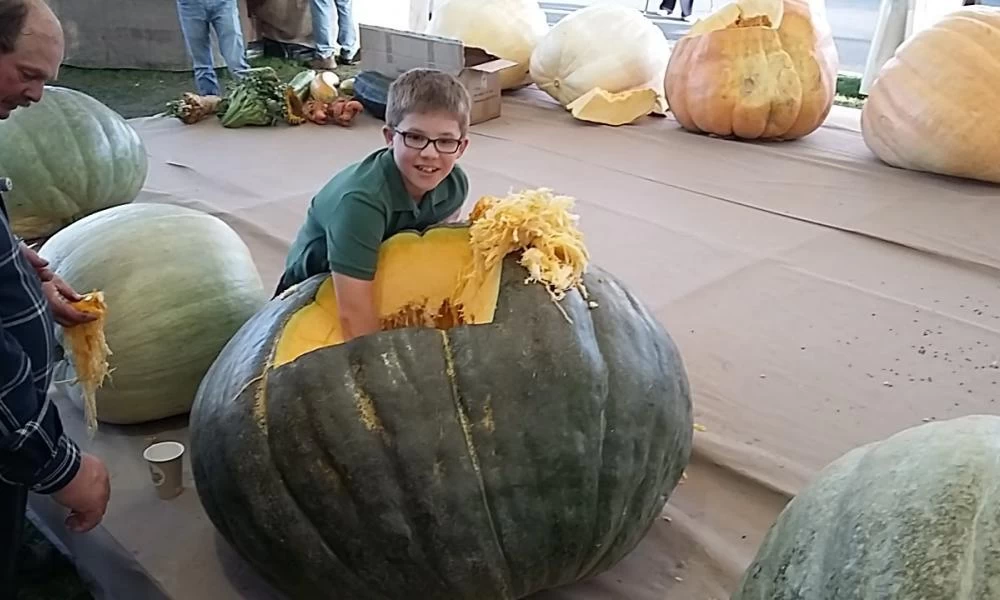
[{"left": 664, "top": 0, "right": 839, "bottom": 140}]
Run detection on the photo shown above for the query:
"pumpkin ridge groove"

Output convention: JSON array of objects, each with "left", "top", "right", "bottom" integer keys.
[
  {"left": 22, "top": 109, "right": 75, "bottom": 223},
  {"left": 439, "top": 329, "right": 514, "bottom": 597},
  {"left": 958, "top": 466, "right": 994, "bottom": 599},
  {"left": 54, "top": 96, "right": 97, "bottom": 213},
  {"left": 87, "top": 102, "right": 121, "bottom": 207}
]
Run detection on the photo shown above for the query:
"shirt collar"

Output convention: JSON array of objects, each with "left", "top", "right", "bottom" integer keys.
[{"left": 377, "top": 147, "right": 447, "bottom": 214}]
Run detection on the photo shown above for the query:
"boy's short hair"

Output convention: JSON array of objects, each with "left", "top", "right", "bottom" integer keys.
[{"left": 385, "top": 68, "right": 472, "bottom": 136}]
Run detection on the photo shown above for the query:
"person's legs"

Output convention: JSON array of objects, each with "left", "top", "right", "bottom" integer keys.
[
  {"left": 309, "top": 0, "right": 337, "bottom": 68},
  {"left": 176, "top": 0, "right": 222, "bottom": 95},
  {"left": 334, "top": 0, "right": 359, "bottom": 64},
  {"left": 210, "top": 0, "right": 252, "bottom": 80},
  {"left": 0, "top": 483, "right": 28, "bottom": 598},
  {"left": 659, "top": 0, "right": 677, "bottom": 12},
  {"left": 679, "top": 0, "right": 693, "bottom": 18}
]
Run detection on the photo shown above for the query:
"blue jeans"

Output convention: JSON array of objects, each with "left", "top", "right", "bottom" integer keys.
[
  {"left": 311, "top": 0, "right": 357, "bottom": 59},
  {"left": 176, "top": 0, "right": 251, "bottom": 96}
]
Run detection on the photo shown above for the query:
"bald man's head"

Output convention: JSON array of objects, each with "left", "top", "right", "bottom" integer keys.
[{"left": 0, "top": 0, "right": 65, "bottom": 118}]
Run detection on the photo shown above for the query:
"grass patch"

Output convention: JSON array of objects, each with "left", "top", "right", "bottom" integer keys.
[{"left": 53, "top": 56, "right": 358, "bottom": 119}]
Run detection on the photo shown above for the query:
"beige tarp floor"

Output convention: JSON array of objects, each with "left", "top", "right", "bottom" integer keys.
[{"left": 30, "top": 87, "right": 1000, "bottom": 600}]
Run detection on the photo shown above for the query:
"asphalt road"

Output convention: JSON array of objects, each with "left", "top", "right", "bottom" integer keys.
[{"left": 539, "top": 0, "right": 881, "bottom": 73}]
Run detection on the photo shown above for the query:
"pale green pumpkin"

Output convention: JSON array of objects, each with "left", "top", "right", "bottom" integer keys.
[
  {"left": 0, "top": 86, "right": 148, "bottom": 240},
  {"left": 40, "top": 202, "right": 268, "bottom": 424},
  {"left": 733, "top": 414, "right": 1000, "bottom": 600}
]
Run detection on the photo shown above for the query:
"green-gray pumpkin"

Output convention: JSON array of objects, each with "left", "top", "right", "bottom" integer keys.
[
  {"left": 40, "top": 202, "right": 267, "bottom": 424},
  {"left": 189, "top": 224, "right": 693, "bottom": 599},
  {"left": 0, "top": 86, "right": 148, "bottom": 240},
  {"left": 733, "top": 414, "right": 1000, "bottom": 600}
]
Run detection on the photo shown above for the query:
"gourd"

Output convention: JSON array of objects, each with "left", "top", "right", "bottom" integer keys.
[
  {"left": 664, "top": 0, "right": 839, "bottom": 140},
  {"left": 0, "top": 86, "right": 148, "bottom": 240},
  {"left": 426, "top": 0, "right": 550, "bottom": 90},
  {"left": 733, "top": 414, "right": 1000, "bottom": 599},
  {"left": 39, "top": 203, "right": 268, "bottom": 424},
  {"left": 189, "top": 189, "right": 693, "bottom": 600},
  {"left": 529, "top": 4, "right": 671, "bottom": 108},
  {"left": 566, "top": 88, "right": 661, "bottom": 127},
  {"left": 861, "top": 6, "right": 1000, "bottom": 184}
]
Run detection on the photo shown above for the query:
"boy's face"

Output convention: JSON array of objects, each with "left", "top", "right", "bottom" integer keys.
[{"left": 383, "top": 110, "right": 469, "bottom": 198}]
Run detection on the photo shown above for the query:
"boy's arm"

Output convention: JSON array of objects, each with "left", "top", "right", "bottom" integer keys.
[
  {"left": 331, "top": 273, "right": 380, "bottom": 341},
  {"left": 324, "top": 193, "right": 386, "bottom": 342}
]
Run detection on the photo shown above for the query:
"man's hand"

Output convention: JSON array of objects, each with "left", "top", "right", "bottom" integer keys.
[
  {"left": 42, "top": 276, "right": 96, "bottom": 327},
  {"left": 332, "top": 273, "right": 380, "bottom": 341},
  {"left": 20, "top": 243, "right": 96, "bottom": 327},
  {"left": 51, "top": 453, "right": 111, "bottom": 533},
  {"left": 20, "top": 243, "right": 54, "bottom": 281}
]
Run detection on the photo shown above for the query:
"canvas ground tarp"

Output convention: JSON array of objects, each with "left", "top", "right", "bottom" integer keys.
[{"left": 28, "top": 86, "right": 1000, "bottom": 600}]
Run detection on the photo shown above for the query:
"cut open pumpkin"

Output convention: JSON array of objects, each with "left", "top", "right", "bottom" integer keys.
[
  {"left": 273, "top": 227, "right": 503, "bottom": 367},
  {"left": 689, "top": 0, "right": 784, "bottom": 35},
  {"left": 273, "top": 188, "right": 590, "bottom": 368}
]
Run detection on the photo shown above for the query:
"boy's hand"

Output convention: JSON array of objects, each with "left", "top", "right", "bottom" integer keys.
[{"left": 332, "top": 273, "right": 380, "bottom": 341}]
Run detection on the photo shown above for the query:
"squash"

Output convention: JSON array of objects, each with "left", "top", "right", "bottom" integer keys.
[
  {"left": 189, "top": 190, "right": 693, "bottom": 600},
  {"left": 861, "top": 6, "right": 1000, "bottom": 184},
  {"left": 310, "top": 71, "right": 340, "bottom": 103},
  {"left": 566, "top": 87, "right": 660, "bottom": 126},
  {"left": 664, "top": 0, "right": 839, "bottom": 140},
  {"left": 529, "top": 4, "right": 671, "bottom": 107},
  {"left": 734, "top": 414, "right": 1000, "bottom": 599},
  {"left": 39, "top": 203, "right": 268, "bottom": 424},
  {"left": 0, "top": 86, "right": 148, "bottom": 240},
  {"left": 426, "top": 0, "right": 550, "bottom": 90}
]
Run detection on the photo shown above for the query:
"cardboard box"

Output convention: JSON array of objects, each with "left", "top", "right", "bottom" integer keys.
[{"left": 359, "top": 24, "right": 520, "bottom": 125}]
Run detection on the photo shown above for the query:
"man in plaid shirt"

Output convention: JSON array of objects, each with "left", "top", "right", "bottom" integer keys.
[{"left": 1, "top": 0, "right": 111, "bottom": 594}]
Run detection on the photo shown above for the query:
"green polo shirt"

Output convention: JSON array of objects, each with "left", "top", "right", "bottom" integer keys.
[{"left": 282, "top": 147, "right": 468, "bottom": 286}]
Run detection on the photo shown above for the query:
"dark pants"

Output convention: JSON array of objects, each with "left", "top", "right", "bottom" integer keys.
[
  {"left": 0, "top": 482, "right": 28, "bottom": 597},
  {"left": 659, "top": 0, "right": 693, "bottom": 17}
]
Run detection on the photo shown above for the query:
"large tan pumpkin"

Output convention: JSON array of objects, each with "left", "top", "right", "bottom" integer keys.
[
  {"left": 664, "top": 0, "right": 839, "bottom": 140},
  {"left": 861, "top": 6, "right": 1000, "bottom": 184}
]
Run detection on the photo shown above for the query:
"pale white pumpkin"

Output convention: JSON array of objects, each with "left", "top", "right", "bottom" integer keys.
[
  {"left": 861, "top": 6, "right": 1000, "bottom": 184},
  {"left": 529, "top": 4, "right": 671, "bottom": 107},
  {"left": 426, "top": 0, "right": 549, "bottom": 90}
]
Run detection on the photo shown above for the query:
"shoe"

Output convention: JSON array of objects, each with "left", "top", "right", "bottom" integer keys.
[
  {"left": 309, "top": 55, "right": 338, "bottom": 70},
  {"left": 337, "top": 50, "right": 360, "bottom": 66}
]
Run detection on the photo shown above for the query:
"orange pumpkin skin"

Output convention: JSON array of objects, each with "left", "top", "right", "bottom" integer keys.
[
  {"left": 664, "top": 0, "right": 839, "bottom": 141},
  {"left": 861, "top": 7, "right": 1000, "bottom": 184}
]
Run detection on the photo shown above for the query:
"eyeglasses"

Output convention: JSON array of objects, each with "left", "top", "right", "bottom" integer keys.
[{"left": 393, "top": 129, "right": 463, "bottom": 154}]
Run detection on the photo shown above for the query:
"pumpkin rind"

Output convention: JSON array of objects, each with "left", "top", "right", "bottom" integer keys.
[
  {"left": 860, "top": 6, "right": 1000, "bottom": 184},
  {"left": 733, "top": 414, "right": 1000, "bottom": 600},
  {"left": 190, "top": 249, "right": 693, "bottom": 599},
  {"left": 0, "top": 86, "right": 148, "bottom": 239},
  {"left": 39, "top": 202, "right": 267, "bottom": 424},
  {"left": 665, "top": 0, "right": 839, "bottom": 140}
]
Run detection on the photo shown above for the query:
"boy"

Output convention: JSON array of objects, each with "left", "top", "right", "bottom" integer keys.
[
  {"left": 275, "top": 68, "right": 472, "bottom": 342},
  {"left": 175, "top": 0, "right": 251, "bottom": 96}
]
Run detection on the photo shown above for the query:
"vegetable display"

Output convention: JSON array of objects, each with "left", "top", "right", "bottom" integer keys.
[
  {"left": 189, "top": 189, "right": 693, "bottom": 600},
  {"left": 529, "top": 4, "right": 671, "bottom": 113},
  {"left": 39, "top": 203, "right": 268, "bottom": 425},
  {"left": 165, "top": 66, "right": 364, "bottom": 128},
  {"left": 861, "top": 6, "right": 1000, "bottom": 184},
  {"left": 734, "top": 415, "right": 1000, "bottom": 599},
  {"left": 0, "top": 86, "right": 148, "bottom": 240},
  {"left": 664, "top": 0, "right": 839, "bottom": 140},
  {"left": 426, "top": 0, "right": 550, "bottom": 90}
]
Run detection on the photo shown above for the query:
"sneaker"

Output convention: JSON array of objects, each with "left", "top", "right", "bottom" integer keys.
[
  {"left": 337, "top": 50, "right": 360, "bottom": 66},
  {"left": 309, "top": 55, "right": 338, "bottom": 70}
]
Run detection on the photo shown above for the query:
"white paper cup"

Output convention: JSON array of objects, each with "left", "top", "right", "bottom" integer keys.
[{"left": 143, "top": 441, "right": 185, "bottom": 500}]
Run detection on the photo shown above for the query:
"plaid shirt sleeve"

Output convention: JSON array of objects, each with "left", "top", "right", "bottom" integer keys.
[{"left": 0, "top": 205, "right": 82, "bottom": 494}]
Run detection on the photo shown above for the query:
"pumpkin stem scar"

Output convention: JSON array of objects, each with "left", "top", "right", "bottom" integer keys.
[{"left": 439, "top": 329, "right": 513, "bottom": 593}]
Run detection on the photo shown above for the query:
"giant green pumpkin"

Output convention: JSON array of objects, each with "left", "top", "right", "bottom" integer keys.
[
  {"left": 733, "top": 414, "right": 1000, "bottom": 600},
  {"left": 189, "top": 224, "right": 693, "bottom": 599},
  {"left": 0, "top": 86, "right": 148, "bottom": 240},
  {"left": 40, "top": 202, "right": 268, "bottom": 424}
]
